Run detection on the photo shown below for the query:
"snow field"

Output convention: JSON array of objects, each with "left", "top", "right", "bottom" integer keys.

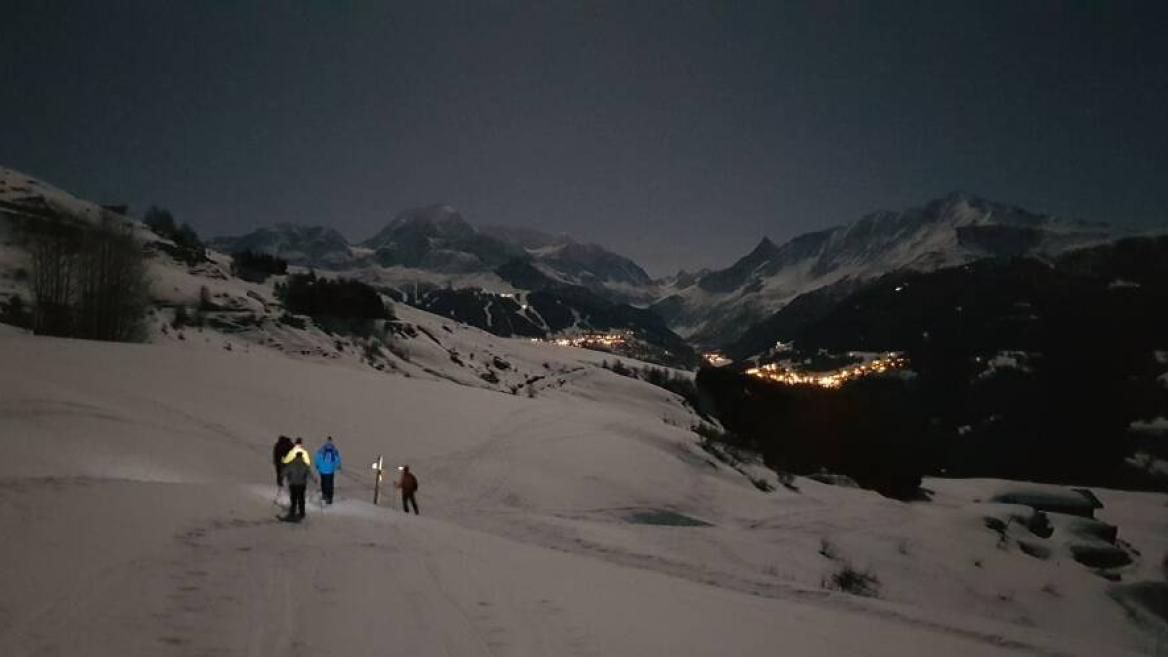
[{"left": 2, "top": 329, "right": 1165, "bottom": 655}]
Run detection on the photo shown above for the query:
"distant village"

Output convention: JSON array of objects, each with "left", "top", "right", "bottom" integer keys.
[{"left": 744, "top": 353, "right": 909, "bottom": 389}]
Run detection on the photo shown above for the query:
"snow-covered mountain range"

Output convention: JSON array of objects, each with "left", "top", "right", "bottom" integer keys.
[
  {"left": 654, "top": 193, "right": 1116, "bottom": 348},
  {"left": 211, "top": 191, "right": 1122, "bottom": 350},
  {"left": 211, "top": 204, "right": 653, "bottom": 299},
  {"left": 0, "top": 164, "right": 1133, "bottom": 357}
]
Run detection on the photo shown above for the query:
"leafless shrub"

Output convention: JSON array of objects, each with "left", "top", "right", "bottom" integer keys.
[{"left": 823, "top": 563, "right": 880, "bottom": 598}]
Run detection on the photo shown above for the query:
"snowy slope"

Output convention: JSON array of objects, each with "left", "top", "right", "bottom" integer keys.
[
  {"left": 0, "top": 166, "right": 115, "bottom": 225},
  {"left": 0, "top": 166, "right": 153, "bottom": 313},
  {"left": 1, "top": 324, "right": 1165, "bottom": 655},
  {"left": 139, "top": 239, "right": 686, "bottom": 390}
]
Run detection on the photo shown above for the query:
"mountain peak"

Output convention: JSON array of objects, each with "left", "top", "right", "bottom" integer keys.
[
  {"left": 939, "top": 190, "right": 975, "bottom": 203},
  {"left": 388, "top": 204, "right": 470, "bottom": 231},
  {"left": 360, "top": 205, "right": 475, "bottom": 251},
  {"left": 750, "top": 236, "right": 779, "bottom": 256},
  {"left": 207, "top": 223, "right": 354, "bottom": 266}
]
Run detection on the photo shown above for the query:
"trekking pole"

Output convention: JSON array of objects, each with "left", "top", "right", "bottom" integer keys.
[{"left": 371, "top": 455, "right": 383, "bottom": 505}]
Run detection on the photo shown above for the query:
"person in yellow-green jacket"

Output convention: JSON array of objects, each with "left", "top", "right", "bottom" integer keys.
[
  {"left": 280, "top": 438, "right": 314, "bottom": 521},
  {"left": 283, "top": 437, "right": 311, "bottom": 467}
]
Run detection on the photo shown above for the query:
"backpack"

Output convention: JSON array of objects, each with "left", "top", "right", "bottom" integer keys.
[{"left": 320, "top": 445, "right": 338, "bottom": 464}]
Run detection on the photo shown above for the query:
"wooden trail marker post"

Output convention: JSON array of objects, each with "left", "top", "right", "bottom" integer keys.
[{"left": 372, "top": 455, "right": 384, "bottom": 505}]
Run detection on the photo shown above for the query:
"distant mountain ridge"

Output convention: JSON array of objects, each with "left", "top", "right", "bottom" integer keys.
[
  {"left": 211, "top": 204, "right": 651, "bottom": 290},
  {"left": 359, "top": 205, "right": 524, "bottom": 273},
  {"left": 654, "top": 192, "right": 1116, "bottom": 348},
  {"left": 207, "top": 223, "right": 354, "bottom": 268},
  {"left": 207, "top": 204, "right": 690, "bottom": 362},
  {"left": 4, "top": 163, "right": 1143, "bottom": 362}
]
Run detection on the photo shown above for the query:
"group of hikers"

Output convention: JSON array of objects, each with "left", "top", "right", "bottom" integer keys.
[{"left": 272, "top": 435, "right": 419, "bottom": 522}]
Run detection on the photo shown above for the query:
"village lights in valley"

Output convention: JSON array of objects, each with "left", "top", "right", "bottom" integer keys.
[
  {"left": 702, "top": 352, "right": 732, "bottom": 367},
  {"left": 530, "top": 331, "right": 632, "bottom": 349},
  {"left": 745, "top": 353, "right": 908, "bottom": 389}
]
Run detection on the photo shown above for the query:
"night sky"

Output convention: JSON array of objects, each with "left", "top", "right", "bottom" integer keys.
[{"left": 2, "top": 1, "right": 1165, "bottom": 275}]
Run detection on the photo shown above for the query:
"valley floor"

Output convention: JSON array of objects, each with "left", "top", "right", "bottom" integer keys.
[{"left": 0, "top": 329, "right": 1164, "bottom": 656}]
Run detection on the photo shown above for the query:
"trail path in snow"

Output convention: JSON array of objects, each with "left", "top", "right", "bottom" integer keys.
[{"left": 0, "top": 476, "right": 1125, "bottom": 657}]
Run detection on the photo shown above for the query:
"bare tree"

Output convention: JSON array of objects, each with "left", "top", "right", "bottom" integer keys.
[
  {"left": 29, "top": 221, "right": 81, "bottom": 336},
  {"left": 74, "top": 219, "right": 150, "bottom": 341},
  {"left": 29, "top": 215, "right": 150, "bottom": 341}
]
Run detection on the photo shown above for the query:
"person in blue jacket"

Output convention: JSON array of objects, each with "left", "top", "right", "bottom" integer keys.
[{"left": 314, "top": 436, "right": 342, "bottom": 504}]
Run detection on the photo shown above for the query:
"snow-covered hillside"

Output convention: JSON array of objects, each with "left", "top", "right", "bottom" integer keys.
[
  {"left": 0, "top": 167, "right": 153, "bottom": 321},
  {"left": 654, "top": 193, "right": 1116, "bottom": 347},
  {"left": 0, "top": 166, "right": 114, "bottom": 225},
  {"left": 2, "top": 320, "right": 1166, "bottom": 655}
]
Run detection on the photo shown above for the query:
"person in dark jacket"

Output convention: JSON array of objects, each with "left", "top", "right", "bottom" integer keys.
[
  {"left": 394, "top": 465, "right": 419, "bottom": 515},
  {"left": 281, "top": 439, "right": 315, "bottom": 521},
  {"left": 314, "top": 436, "right": 342, "bottom": 504},
  {"left": 273, "top": 435, "right": 294, "bottom": 488}
]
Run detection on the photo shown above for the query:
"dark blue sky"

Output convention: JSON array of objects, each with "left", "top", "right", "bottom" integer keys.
[{"left": 2, "top": 1, "right": 1165, "bottom": 274}]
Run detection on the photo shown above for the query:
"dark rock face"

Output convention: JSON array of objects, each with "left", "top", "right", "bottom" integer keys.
[{"left": 697, "top": 237, "right": 782, "bottom": 294}]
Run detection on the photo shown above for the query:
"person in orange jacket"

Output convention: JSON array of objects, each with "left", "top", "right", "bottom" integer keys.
[{"left": 395, "top": 465, "right": 419, "bottom": 515}]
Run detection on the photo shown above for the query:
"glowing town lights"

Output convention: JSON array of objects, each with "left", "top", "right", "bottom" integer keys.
[
  {"left": 703, "top": 352, "right": 732, "bottom": 367},
  {"left": 745, "top": 353, "right": 908, "bottom": 389},
  {"left": 534, "top": 331, "right": 633, "bottom": 350}
]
